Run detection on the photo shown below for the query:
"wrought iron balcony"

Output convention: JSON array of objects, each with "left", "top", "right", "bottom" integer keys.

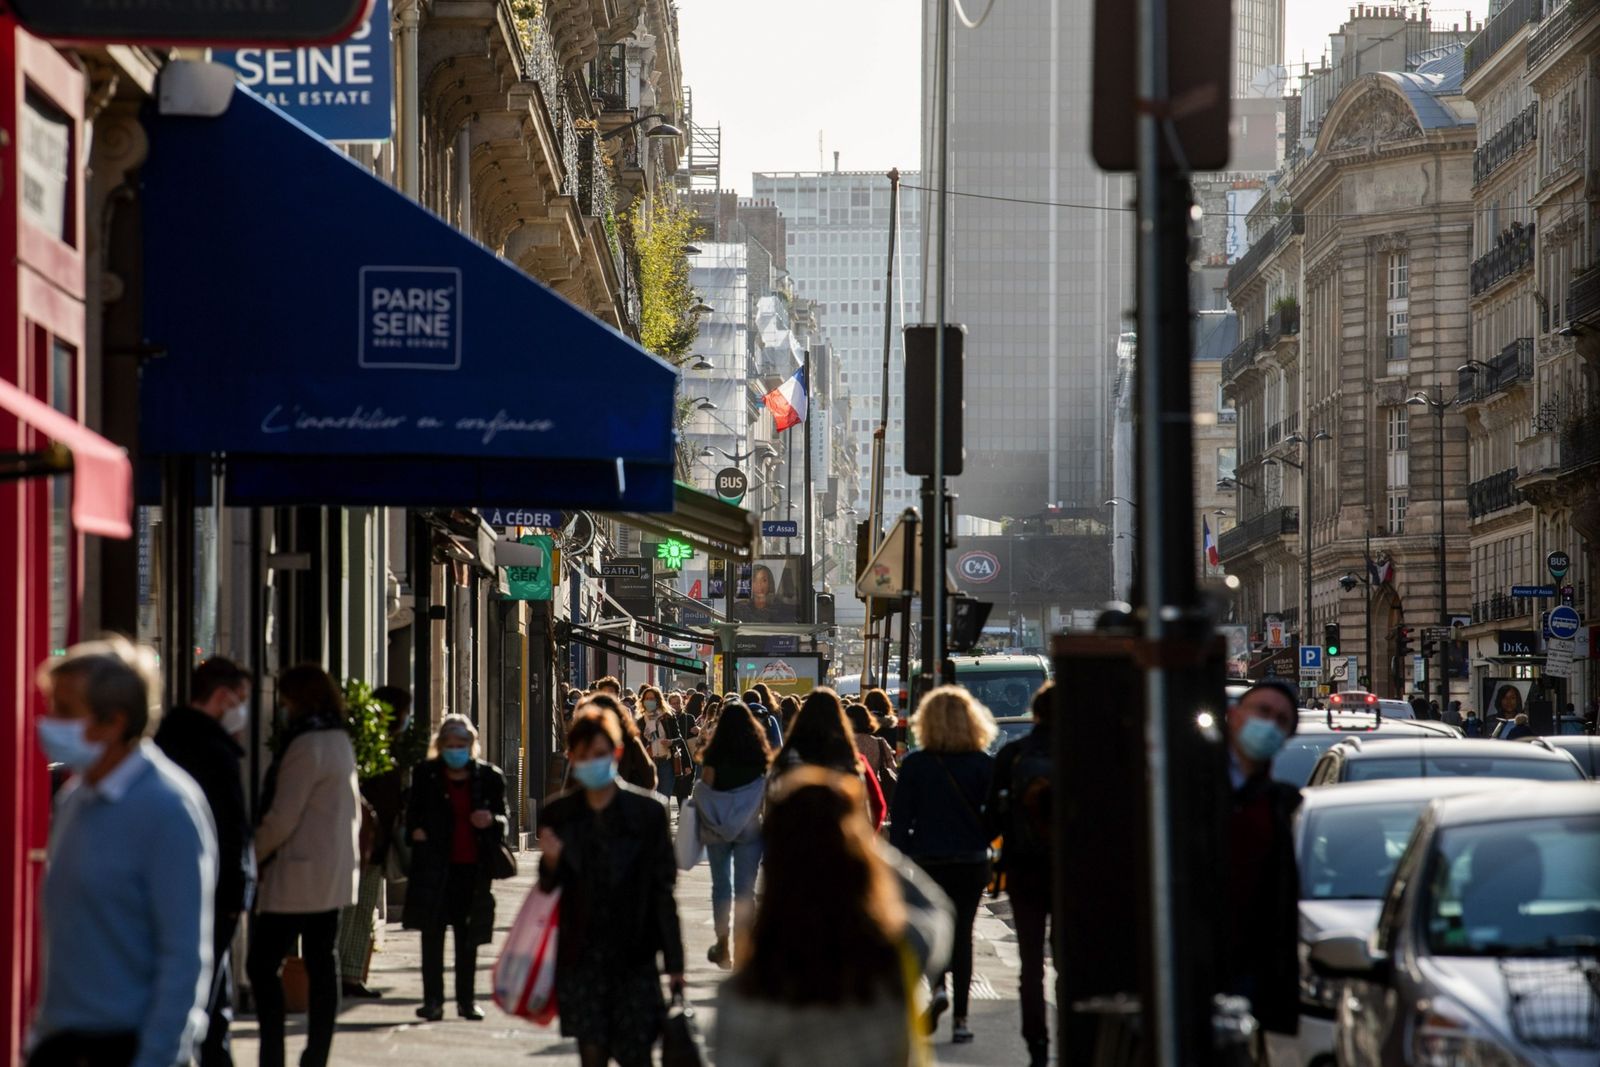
[
  {"left": 588, "top": 44, "right": 630, "bottom": 111},
  {"left": 1472, "top": 594, "right": 1531, "bottom": 625},
  {"left": 1217, "top": 506, "right": 1299, "bottom": 562},
  {"left": 1221, "top": 334, "right": 1261, "bottom": 385},
  {"left": 1468, "top": 467, "right": 1521, "bottom": 519},
  {"left": 1227, "top": 212, "right": 1303, "bottom": 294},
  {"left": 1527, "top": 0, "right": 1600, "bottom": 70},
  {"left": 1458, "top": 338, "right": 1534, "bottom": 402},
  {"left": 1470, "top": 223, "right": 1535, "bottom": 295},
  {"left": 1568, "top": 267, "right": 1600, "bottom": 327},
  {"left": 1473, "top": 103, "right": 1539, "bottom": 187},
  {"left": 1266, "top": 303, "right": 1300, "bottom": 342},
  {"left": 1465, "top": 0, "right": 1543, "bottom": 81}
]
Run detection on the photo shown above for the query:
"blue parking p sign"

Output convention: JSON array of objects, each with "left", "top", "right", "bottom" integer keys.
[{"left": 1300, "top": 646, "right": 1323, "bottom": 670}]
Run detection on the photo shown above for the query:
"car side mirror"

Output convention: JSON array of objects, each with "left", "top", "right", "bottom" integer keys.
[{"left": 1308, "top": 933, "right": 1387, "bottom": 979}]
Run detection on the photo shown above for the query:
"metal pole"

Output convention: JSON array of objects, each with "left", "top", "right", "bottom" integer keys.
[
  {"left": 1365, "top": 530, "right": 1373, "bottom": 692},
  {"left": 927, "top": 0, "right": 951, "bottom": 692},
  {"left": 900, "top": 508, "right": 917, "bottom": 712},
  {"left": 1305, "top": 443, "right": 1314, "bottom": 700},
  {"left": 863, "top": 169, "right": 902, "bottom": 688},
  {"left": 1436, "top": 392, "right": 1449, "bottom": 712},
  {"left": 803, "top": 349, "right": 814, "bottom": 623},
  {"left": 1134, "top": 0, "right": 1194, "bottom": 1061}
]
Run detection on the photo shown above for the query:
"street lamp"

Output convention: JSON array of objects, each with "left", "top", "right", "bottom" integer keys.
[
  {"left": 689, "top": 355, "right": 714, "bottom": 371},
  {"left": 1337, "top": 551, "right": 1374, "bottom": 693},
  {"left": 1407, "top": 387, "right": 1456, "bottom": 712},
  {"left": 1104, "top": 497, "right": 1137, "bottom": 507},
  {"left": 600, "top": 113, "right": 682, "bottom": 141},
  {"left": 1267, "top": 428, "right": 1331, "bottom": 693},
  {"left": 686, "top": 395, "right": 717, "bottom": 412}
]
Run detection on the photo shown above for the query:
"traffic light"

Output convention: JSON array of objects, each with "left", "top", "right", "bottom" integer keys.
[
  {"left": 1420, "top": 633, "right": 1437, "bottom": 659},
  {"left": 1324, "top": 623, "right": 1341, "bottom": 657},
  {"left": 1394, "top": 625, "right": 1413, "bottom": 661}
]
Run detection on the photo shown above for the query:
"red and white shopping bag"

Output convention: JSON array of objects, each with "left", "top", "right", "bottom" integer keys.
[{"left": 492, "top": 884, "right": 561, "bottom": 1025}]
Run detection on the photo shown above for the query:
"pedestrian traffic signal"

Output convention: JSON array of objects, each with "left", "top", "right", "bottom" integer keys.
[
  {"left": 1394, "top": 625, "right": 1413, "bottom": 661},
  {"left": 1324, "top": 623, "right": 1340, "bottom": 657},
  {"left": 1420, "top": 634, "right": 1437, "bottom": 658}
]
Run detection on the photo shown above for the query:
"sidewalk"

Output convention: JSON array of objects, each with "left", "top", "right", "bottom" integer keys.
[{"left": 228, "top": 843, "right": 1046, "bottom": 1064}]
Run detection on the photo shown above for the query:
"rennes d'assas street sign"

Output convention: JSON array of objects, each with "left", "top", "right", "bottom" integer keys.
[{"left": 11, "top": 0, "right": 370, "bottom": 46}]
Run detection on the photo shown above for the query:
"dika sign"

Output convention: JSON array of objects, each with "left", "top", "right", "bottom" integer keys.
[{"left": 217, "top": 0, "right": 393, "bottom": 142}]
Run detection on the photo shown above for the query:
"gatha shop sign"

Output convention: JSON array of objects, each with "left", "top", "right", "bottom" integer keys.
[{"left": 216, "top": 0, "right": 393, "bottom": 142}]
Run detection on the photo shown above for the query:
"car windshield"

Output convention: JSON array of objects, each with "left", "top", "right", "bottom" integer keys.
[
  {"left": 1424, "top": 815, "right": 1600, "bottom": 957},
  {"left": 1301, "top": 800, "right": 1431, "bottom": 899},
  {"left": 1345, "top": 757, "right": 1585, "bottom": 784},
  {"left": 1272, "top": 734, "right": 1344, "bottom": 785},
  {"left": 988, "top": 719, "right": 1034, "bottom": 754},
  {"left": 958, "top": 670, "right": 1044, "bottom": 717}
]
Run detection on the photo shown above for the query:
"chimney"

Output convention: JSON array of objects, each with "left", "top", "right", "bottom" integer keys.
[{"left": 832, "top": 151, "right": 840, "bottom": 173}]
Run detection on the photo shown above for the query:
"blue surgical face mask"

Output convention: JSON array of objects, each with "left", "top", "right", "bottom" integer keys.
[
  {"left": 1236, "top": 716, "right": 1287, "bottom": 762},
  {"left": 572, "top": 755, "right": 618, "bottom": 790},
  {"left": 440, "top": 747, "right": 471, "bottom": 770},
  {"left": 642, "top": 699, "right": 659, "bottom": 713},
  {"left": 37, "top": 717, "right": 107, "bottom": 772}
]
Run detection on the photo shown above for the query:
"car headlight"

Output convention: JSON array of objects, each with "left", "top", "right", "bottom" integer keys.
[{"left": 1413, "top": 1009, "right": 1530, "bottom": 1067}]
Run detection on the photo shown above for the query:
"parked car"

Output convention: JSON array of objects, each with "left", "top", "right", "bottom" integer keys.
[
  {"left": 1271, "top": 713, "right": 1463, "bottom": 788},
  {"left": 1309, "top": 783, "right": 1600, "bottom": 1067},
  {"left": 1305, "top": 737, "right": 1586, "bottom": 787},
  {"left": 1518, "top": 735, "right": 1600, "bottom": 779},
  {"left": 1267, "top": 778, "right": 1529, "bottom": 1067},
  {"left": 1328, "top": 690, "right": 1417, "bottom": 721},
  {"left": 941, "top": 653, "right": 1050, "bottom": 717}
]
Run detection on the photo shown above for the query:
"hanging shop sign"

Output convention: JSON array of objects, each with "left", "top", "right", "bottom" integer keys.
[
  {"left": 502, "top": 534, "right": 553, "bottom": 601},
  {"left": 11, "top": 0, "right": 372, "bottom": 46},
  {"left": 1496, "top": 630, "right": 1537, "bottom": 657},
  {"left": 216, "top": 0, "right": 393, "bottom": 142},
  {"left": 656, "top": 539, "right": 695, "bottom": 571}
]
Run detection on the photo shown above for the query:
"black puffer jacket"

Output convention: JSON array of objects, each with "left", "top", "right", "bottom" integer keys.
[{"left": 401, "top": 759, "right": 507, "bottom": 945}]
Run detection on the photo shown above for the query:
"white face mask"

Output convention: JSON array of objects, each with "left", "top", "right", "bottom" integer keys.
[{"left": 220, "top": 700, "right": 250, "bottom": 737}]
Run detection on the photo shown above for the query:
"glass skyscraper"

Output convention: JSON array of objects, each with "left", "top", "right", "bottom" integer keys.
[{"left": 750, "top": 171, "right": 925, "bottom": 514}]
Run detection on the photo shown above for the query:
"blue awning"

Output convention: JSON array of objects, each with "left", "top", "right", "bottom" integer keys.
[{"left": 138, "top": 88, "right": 676, "bottom": 511}]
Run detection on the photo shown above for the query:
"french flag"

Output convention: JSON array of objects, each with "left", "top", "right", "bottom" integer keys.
[
  {"left": 762, "top": 367, "right": 808, "bottom": 432},
  {"left": 1203, "top": 516, "right": 1220, "bottom": 568}
]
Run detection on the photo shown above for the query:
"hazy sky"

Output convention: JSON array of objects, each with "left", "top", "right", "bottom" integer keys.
[{"left": 676, "top": 1, "right": 1492, "bottom": 194}]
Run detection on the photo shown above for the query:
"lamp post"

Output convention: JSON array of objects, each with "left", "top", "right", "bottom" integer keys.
[
  {"left": 1407, "top": 386, "right": 1454, "bottom": 712},
  {"left": 599, "top": 113, "right": 683, "bottom": 141},
  {"left": 1267, "top": 428, "right": 1330, "bottom": 697},
  {"left": 1338, "top": 534, "right": 1376, "bottom": 692}
]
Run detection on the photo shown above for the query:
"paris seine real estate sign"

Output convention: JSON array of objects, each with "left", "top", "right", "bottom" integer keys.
[{"left": 216, "top": 0, "right": 392, "bottom": 143}]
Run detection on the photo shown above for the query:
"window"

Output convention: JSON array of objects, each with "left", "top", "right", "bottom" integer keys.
[
  {"left": 1387, "top": 492, "right": 1407, "bottom": 535},
  {"left": 1386, "top": 254, "right": 1409, "bottom": 370},
  {"left": 1387, "top": 253, "right": 1408, "bottom": 301},
  {"left": 1387, "top": 407, "right": 1409, "bottom": 454},
  {"left": 1217, "top": 447, "right": 1237, "bottom": 482}
]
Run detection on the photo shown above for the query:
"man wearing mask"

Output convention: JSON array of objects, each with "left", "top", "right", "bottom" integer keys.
[
  {"left": 31, "top": 637, "right": 217, "bottom": 1067},
  {"left": 154, "top": 657, "right": 254, "bottom": 1067},
  {"left": 1222, "top": 679, "right": 1302, "bottom": 1047}
]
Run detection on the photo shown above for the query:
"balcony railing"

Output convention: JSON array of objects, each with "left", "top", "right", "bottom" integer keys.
[
  {"left": 1559, "top": 408, "right": 1600, "bottom": 472},
  {"left": 1568, "top": 267, "right": 1600, "bottom": 327},
  {"left": 1470, "top": 223, "right": 1536, "bottom": 295},
  {"left": 1221, "top": 334, "right": 1260, "bottom": 384},
  {"left": 1458, "top": 338, "right": 1534, "bottom": 402},
  {"left": 1227, "top": 211, "right": 1303, "bottom": 293},
  {"left": 1385, "top": 333, "right": 1409, "bottom": 363},
  {"left": 1468, "top": 467, "right": 1521, "bottom": 518},
  {"left": 588, "top": 43, "right": 630, "bottom": 111},
  {"left": 1266, "top": 303, "right": 1300, "bottom": 342},
  {"left": 1528, "top": 0, "right": 1600, "bottom": 69},
  {"left": 1472, "top": 594, "right": 1532, "bottom": 625},
  {"left": 1465, "top": 0, "right": 1543, "bottom": 80},
  {"left": 1473, "top": 103, "right": 1539, "bottom": 187},
  {"left": 1217, "top": 506, "right": 1299, "bottom": 562}
]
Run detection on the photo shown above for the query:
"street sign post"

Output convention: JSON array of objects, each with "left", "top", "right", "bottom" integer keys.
[
  {"left": 1547, "top": 550, "right": 1570, "bottom": 581},
  {"left": 1298, "top": 646, "right": 1323, "bottom": 676},
  {"left": 1548, "top": 605, "right": 1581, "bottom": 642},
  {"left": 715, "top": 467, "right": 748, "bottom": 506},
  {"left": 1512, "top": 584, "right": 1558, "bottom": 598},
  {"left": 761, "top": 519, "right": 799, "bottom": 538}
]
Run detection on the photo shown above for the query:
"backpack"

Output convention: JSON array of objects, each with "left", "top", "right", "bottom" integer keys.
[{"left": 1007, "top": 743, "right": 1054, "bottom": 863}]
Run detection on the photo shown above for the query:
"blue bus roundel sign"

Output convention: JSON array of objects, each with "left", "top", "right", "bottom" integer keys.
[{"left": 958, "top": 550, "right": 1001, "bottom": 584}]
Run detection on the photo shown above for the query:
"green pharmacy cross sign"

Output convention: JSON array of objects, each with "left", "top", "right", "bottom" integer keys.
[{"left": 657, "top": 539, "right": 695, "bottom": 571}]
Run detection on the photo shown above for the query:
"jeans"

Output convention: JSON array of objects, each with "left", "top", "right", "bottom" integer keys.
[
  {"left": 706, "top": 836, "right": 763, "bottom": 941},
  {"left": 420, "top": 863, "right": 480, "bottom": 1007},
  {"left": 199, "top": 912, "right": 240, "bottom": 1067},
  {"left": 653, "top": 758, "right": 676, "bottom": 802},
  {"left": 1010, "top": 868, "right": 1053, "bottom": 1052},
  {"left": 248, "top": 909, "right": 340, "bottom": 1067},
  {"left": 920, "top": 859, "right": 989, "bottom": 1019}
]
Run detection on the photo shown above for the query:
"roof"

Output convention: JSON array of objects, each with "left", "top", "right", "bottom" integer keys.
[
  {"left": 1192, "top": 311, "right": 1238, "bottom": 362},
  {"left": 1295, "top": 716, "right": 1459, "bottom": 739},
  {"left": 1376, "top": 68, "right": 1472, "bottom": 130},
  {"left": 1297, "top": 776, "right": 1532, "bottom": 812},
  {"left": 1332, "top": 737, "right": 1580, "bottom": 761},
  {"left": 1427, "top": 781, "right": 1600, "bottom": 826}
]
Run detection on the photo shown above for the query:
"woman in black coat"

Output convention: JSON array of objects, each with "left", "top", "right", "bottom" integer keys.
[
  {"left": 402, "top": 715, "right": 508, "bottom": 1021},
  {"left": 538, "top": 709, "right": 685, "bottom": 1066}
]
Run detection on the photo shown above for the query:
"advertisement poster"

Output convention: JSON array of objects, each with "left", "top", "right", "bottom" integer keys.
[
  {"left": 1218, "top": 625, "right": 1250, "bottom": 677},
  {"left": 708, "top": 558, "right": 727, "bottom": 599},
  {"left": 1265, "top": 615, "right": 1286, "bottom": 649},
  {"left": 735, "top": 655, "right": 822, "bottom": 699},
  {"left": 730, "top": 557, "right": 803, "bottom": 623}
]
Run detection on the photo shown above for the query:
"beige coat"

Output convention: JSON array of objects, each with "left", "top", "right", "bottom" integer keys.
[{"left": 255, "top": 728, "right": 360, "bottom": 914}]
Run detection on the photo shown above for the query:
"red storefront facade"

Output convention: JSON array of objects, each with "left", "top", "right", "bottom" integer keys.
[{"left": 0, "top": 22, "right": 131, "bottom": 1062}]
